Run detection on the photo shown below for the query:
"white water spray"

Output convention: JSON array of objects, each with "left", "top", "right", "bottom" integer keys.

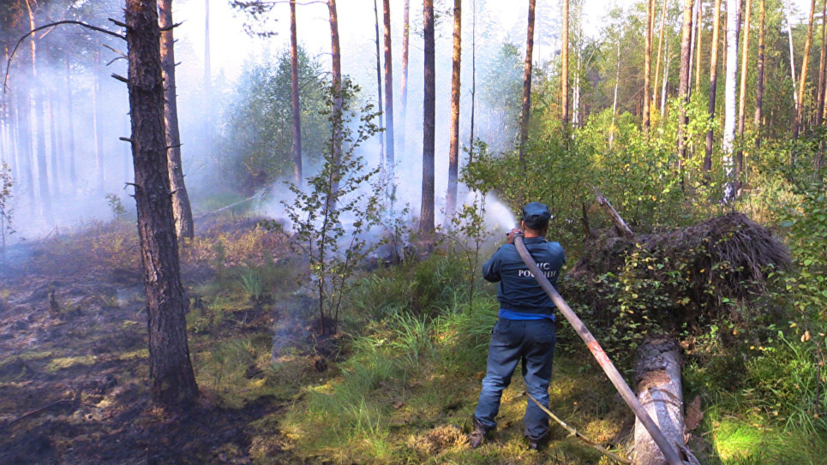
[{"left": 486, "top": 194, "right": 516, "bottom": 232}]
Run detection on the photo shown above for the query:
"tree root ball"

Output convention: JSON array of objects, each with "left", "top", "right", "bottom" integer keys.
[{"left": 565, "top": 212, "right": 790, "bottom": 334}]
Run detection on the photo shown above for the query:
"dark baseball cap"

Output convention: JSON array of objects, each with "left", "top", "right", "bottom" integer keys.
[{"left": 522, "top": 202, "right": 551, "bottom": 230}]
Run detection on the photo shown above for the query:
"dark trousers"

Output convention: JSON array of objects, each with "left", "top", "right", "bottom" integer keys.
[{"left": 473, "top": 317, "right": 556, "bottom": 440}]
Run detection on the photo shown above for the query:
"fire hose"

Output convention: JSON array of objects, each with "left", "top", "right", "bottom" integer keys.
[{"left": 513, "top": 235, "right": 685, "bottom": 465}]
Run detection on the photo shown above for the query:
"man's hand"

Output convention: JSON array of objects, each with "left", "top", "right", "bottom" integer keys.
[{"left": 506, "top": 228, "right": 524, "bottom": 245}]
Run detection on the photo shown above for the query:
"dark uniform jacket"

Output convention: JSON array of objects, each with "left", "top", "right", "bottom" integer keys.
[{"left": 482, "top": 237, "right": 566, "bottom": 316}]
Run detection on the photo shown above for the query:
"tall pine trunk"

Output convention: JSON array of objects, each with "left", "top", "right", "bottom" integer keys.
[
  {"left": 653, "top": 0, "right": 669, "bottom": 111},
  {"left": 421, "top": 0, "right": 435, "bottom": 233},
  {"left": 695, "top": 0, "right": 704, "bottom": 95},
  {"left": 327, "top": 0, "right": 342, "bottom": 208},
  {"left": 677, "top": 0, "right": 694, "bottom": 161},
  {"left": 736, "top": 0, "right": 752, "bottom": 181},
  {"left": 125, "top": 0, "right": 198, "bottom": 410},
  {"left": 159, "top": 0, "right": 195, "bottom": 240},
  {"left": 704, "top": 0, "right": 723, "bottom": 175},
  {"left": 610, "top": 33, "right": 622, "bottom": 148},
  {"left": 382, "top": 0, "right": 395, "bottom": 182},
  {"left": 754, "top": 0, "right": 765, "bottom": 148},
  {"left": 400, "top": 0, "right": 410, "bottom": 153},
  {"left": 519, "top": 0, "right": 536, "bottom": 168},
  {"left": 816, "top": 0, "right": 827, "bottom": 127},
  {"left": 723, "top": 0, "right": 741, "bottom": 202},
  {"left": 468, "top": 0, "right": 477, "bottom": 160},
  {"left": 561, "top": 0, "right": 569, "bottom": 133},
  {"left": 373, "top": 0, "right": 384, "bottom": 167},
  {"left": 445, "top": 0, "right": 462, "bottom": 219},
  {"left": 793, "top": 0, "right": 817, "bottom": 142},
  {"left": 644, "top": 0, "right": 653, "bottom": 132},
  {"left": 290, "top": 0, "right": 302, "bottom": 185}
]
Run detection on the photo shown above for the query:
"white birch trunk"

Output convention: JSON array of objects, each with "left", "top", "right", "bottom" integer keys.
[
  {"left": 786, "top": 0, "right": 799, "bottom": 108},
  {"left": 723, "top": 0, "right": 740, "bottom": 202}
]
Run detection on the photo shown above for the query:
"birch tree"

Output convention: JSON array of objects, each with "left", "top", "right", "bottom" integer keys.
[{"left": 723, "top": 0, "right": 741, "bottom": 202}]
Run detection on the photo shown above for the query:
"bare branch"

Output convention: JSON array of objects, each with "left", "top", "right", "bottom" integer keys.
[
  {"left": 160, "top": 21, "right": 184, "bottom": 32},
  {"left": 119, "top": 137, "right": 133, "bottom": 143},
  {"left": 103, "top": 43, "right": 127, "bottom": 58},
  {"left": 108, "top": 18, "right": 129, "bottom": 29},
  {"left": 111, "top": 73, "right": 129, "bottom": 84},
  {"left": 3, "top": 20, "right": 125, "bottom": 93},
  {"left": 106, "top": 56, "right": 127, "bottom": 66}
]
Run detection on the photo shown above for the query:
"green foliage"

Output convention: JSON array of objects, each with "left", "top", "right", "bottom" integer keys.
[
  {"left": 283, "top": 79, "right": 384, "bottom": 334},
  {"left": 217, "top": 46, "right": 329, "bottom": 193},
  {"left": 105, "top": 193, "right": 127, "bottom": 219}
]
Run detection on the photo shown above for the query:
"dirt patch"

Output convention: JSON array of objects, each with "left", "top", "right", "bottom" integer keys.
[
  {"left": 409, "top": 424, "right": 468, "bottom": 456},
  {"left": 0, "top": 220, "right": 304, "bottom": 464}
]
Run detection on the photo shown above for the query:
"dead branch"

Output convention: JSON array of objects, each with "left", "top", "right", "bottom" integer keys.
[
  {"left": 111, "top": 73, "right": 129, "bottom": 84},
  {"left": 6, "top": 399, "right": 72, "bottom": 426},
  {"left": 592, "top": 186, "right": 635, "bottom": 239},
  {"left": 3, "top": 20, "right": 125, "bottom": 93}
]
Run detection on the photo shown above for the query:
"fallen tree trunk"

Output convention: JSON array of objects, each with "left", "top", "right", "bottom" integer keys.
[{"left": 634, "top": 338, "right": 699, "bottom": 465}]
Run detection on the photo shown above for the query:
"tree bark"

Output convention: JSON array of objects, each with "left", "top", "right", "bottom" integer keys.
[
  {"left": 793, "top": 0, "right": 817, "bottom": 142},
  {"left": 610, "top": 33, "right": 622, "bottom": 149},
  {"left": 677, "top": 0, "right": 694, "bottom": 161},
  {"left": 633, "top": 338, "right": 691, "bottom": 465},
  {"left": 373, "top": 0, "right": 384, "bottom": 168},
  {"left": 704, "top": 0, "right": 722, "bottom": 175},
  {"left": 125, "top": 0, "right": 198, "bottom": 410},
  {"left": 653, "top": 0, "right": 669, "bottom": 112},
  {"left": 420, "top": 0, "right": 435, "bottom": 233},
  {"left": 723, "top": 0, "right": 741, "bottom": 202},
  {"left": 736, "top": 0, "right": 752, "bottom": 181},
  {"left": 754, "top": 0, "right": 765, "bottom": 148},
  {"left": 159, "top": 0, "right": 195, "bottom": 240},
  {"left": 695, "top": 0, "right": 704, "bottom": 95},
  {"left": 816, "top": 0, "right": 827, "bottom": 127},
  {"left": 644, "top": 0, "right": 654, "bottom": 133},
  {"left": 382, "top": 0, "right": 395, "bottom": 182},
  {"left": 328, "top": 0, "right": 342, "bottom": 205},
  {"left": 446, "top": 0, "right": 462, "bottom": 219},
  {"left": 468, "top": 0, "right": 477, "bottom": 161},
  {"left": 519, "top": 0, "right": 535, "bottom": 168},
  {"left": 561, "top": 0, "right": 569, "bottom": 133},
  {"left": 400, "top": 0, "right": 410, "bottom": 154},
  {"left": 290, "top": 0, "right": 302, "bottom": 185}
]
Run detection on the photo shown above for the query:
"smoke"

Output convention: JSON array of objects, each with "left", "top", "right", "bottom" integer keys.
[{"left": 0, "top": 0, "right": 547, "bottom": 248}]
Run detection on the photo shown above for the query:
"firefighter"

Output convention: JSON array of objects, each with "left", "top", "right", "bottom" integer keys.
[{"left": 469, "top": 202, "right": 565, "bottom": 450}]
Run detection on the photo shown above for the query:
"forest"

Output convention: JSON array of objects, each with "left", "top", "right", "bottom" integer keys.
[{"left": 0, "top": 0, "right": 826, "bottom": 463}]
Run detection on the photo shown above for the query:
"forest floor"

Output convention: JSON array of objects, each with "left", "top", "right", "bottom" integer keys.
[
  {"left": 0, "top": 217, "right": 316, "bottom": 464},
  {"left": 2, "top": 214, "right": 822, "bottom": 464}
]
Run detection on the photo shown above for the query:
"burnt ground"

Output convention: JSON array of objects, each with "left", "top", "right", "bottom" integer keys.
[{"left": 0, "top": 221, "right": 311, "bottom": 465}]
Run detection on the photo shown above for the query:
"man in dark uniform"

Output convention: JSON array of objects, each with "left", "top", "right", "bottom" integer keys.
[{"left": 469, "top": 202, "right": 565, "bottom": 450}]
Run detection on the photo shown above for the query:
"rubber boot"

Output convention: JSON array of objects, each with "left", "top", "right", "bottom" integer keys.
[{"left": 468, "top": 416, "right": 490, "bottom": 449}]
